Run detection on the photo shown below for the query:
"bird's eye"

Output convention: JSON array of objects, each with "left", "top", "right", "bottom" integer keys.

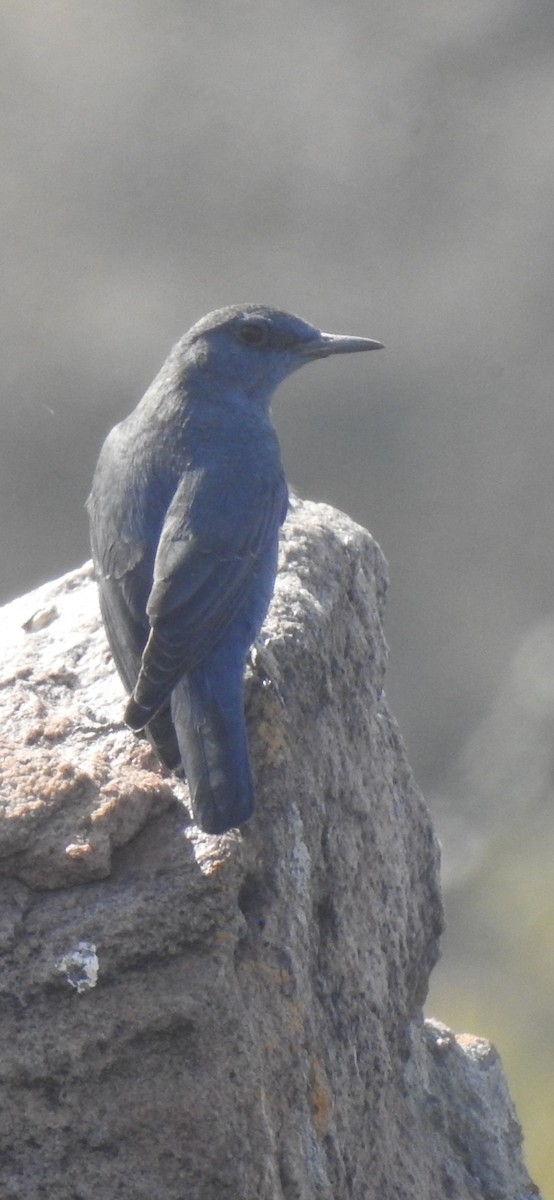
[{"left": 237, "top": 322, "right": 268, "bottom": 347}]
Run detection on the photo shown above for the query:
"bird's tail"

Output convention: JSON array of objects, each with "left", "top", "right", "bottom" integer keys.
[{"left": 170, "top": 662, "right": 255, "bottom": 835}]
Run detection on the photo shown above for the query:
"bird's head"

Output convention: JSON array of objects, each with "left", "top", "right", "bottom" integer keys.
[{"left": 179, "top": 305, "right": 383, "bottom": 408}]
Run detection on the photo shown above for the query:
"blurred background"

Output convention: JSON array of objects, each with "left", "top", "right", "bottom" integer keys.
[{"left": 1, "top": 0, "right": 553, "bottom": 1189}]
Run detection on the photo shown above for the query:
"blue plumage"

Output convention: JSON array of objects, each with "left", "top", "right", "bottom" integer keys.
[{"left": 88, "top": 304, "right": 382, "bottom": 833}]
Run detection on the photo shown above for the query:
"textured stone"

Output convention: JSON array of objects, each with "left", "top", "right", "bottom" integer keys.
[{"left": 0, "top": 499, "right": 539, "bottom": 1199}]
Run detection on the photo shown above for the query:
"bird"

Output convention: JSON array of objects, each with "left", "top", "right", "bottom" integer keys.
[{"left": 87, "top": 304, "right": 383, "bottom": 835}]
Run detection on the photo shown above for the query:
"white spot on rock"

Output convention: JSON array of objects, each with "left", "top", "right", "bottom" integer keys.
[{"left": 57, "top": 941, "right": 99, "bottom": 994}]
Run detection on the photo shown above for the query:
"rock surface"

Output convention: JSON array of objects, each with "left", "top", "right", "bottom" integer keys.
[{"left": 0, "top": 499, "right": 539, "bottom": 1199}]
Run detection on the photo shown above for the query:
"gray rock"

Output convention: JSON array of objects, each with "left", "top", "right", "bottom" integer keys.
[{"left": 0, "top": 499, "right": 539, "bottom": 1199}]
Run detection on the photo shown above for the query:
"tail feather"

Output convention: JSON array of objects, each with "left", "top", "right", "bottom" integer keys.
[{"left": 170, "top": 666, "right": 254, "bottom": 835}]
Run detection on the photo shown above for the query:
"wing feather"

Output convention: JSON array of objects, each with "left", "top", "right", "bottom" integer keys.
[{"left": 125, "top": 469, "right": 287, "bottom": 728}]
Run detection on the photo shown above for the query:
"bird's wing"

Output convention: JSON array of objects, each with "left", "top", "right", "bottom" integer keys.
[
  {"left": 88, "top": 488, "right": 150, "bottom": 703},
  {"left": 124, "top": 465, "right": 288, "bottom": 728}
]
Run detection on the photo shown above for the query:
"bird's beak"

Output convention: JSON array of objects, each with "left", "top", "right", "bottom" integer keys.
[{"left": 299, "top": 331, "right": 384, "bottom": 359}]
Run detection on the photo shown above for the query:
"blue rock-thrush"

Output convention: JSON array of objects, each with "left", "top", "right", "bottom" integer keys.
[{"left": 88, "top": 305, "right": 382, "bottom": 834}]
